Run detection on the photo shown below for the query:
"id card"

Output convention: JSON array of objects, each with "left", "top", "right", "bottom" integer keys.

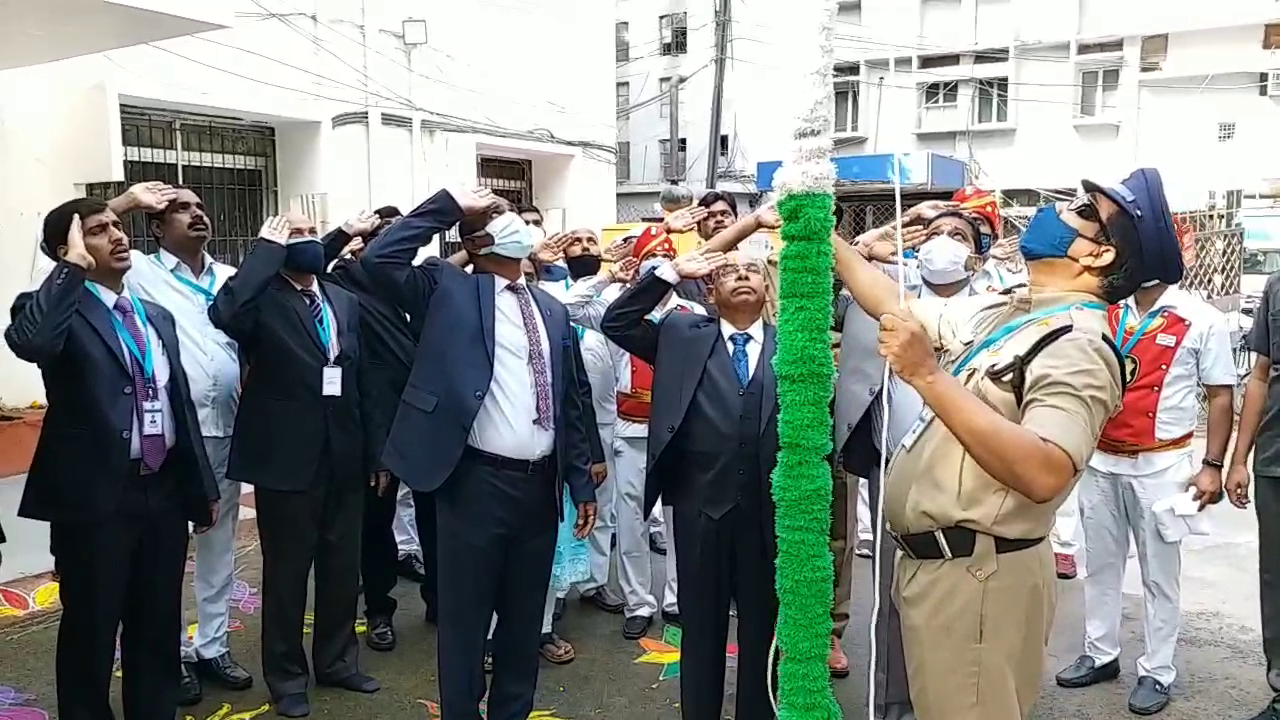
[
  {"left": 141, "top": 400, "right": 164, "bottom": 436},
  {"left": 899, "top": 408, "right": 935, "bottom": 452},
  {"left": 322, "top": 365, "right": 343, "bottom": 397}
]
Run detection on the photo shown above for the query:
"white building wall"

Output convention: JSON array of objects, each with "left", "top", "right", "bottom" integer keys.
[{"left": 0, "top": 0, "right": 616, "bottom": 405}]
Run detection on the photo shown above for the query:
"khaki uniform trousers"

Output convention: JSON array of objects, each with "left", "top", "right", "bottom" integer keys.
[{"left": 894, "top": 536, "right": 1056, "bottom": 720}]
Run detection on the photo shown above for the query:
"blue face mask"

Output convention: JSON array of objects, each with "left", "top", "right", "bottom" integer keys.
[
  {"left": 284, "top": 237, "right": 325, "bottom": 274},
  {"left": 1019, "top": 205, "right": 1081, "bottom": 262}
]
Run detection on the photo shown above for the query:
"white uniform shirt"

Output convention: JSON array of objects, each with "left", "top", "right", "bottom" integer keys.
[
  {"left": 539, "top": 278, "right": 617, "bottom": 426},
  {"left": 469, "top": 276, "right": 556, "bottom": 460},
  {"left": 87, "top": 282, "right": 177, "bottom": 458},
  {"left": 1089, "top": 285, "right": 1236, "bottom": 475},
  {"left": 124, "top": 249, "right": 240, "bottom": 438},
  {"left": 718, "top": 317, "right": 765, "bottom": 381},
  {"left": 564, "top": 271, "right": 706, "bottom": 439}
]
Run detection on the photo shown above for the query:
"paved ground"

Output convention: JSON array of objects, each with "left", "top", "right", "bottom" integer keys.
[{"left": 0, "top": 436, "right": 1274, "bottom": 719}]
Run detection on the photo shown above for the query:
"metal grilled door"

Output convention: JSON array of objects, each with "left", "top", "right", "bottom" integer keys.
[{"left": 85, "top": 109, "right": 277, "bottom": 266}]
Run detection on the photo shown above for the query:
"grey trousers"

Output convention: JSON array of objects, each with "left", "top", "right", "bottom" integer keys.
[
  {"left": 1257, "top": 475, "right": 1280, "bottom": 679},
  {"left": 867, "top": 465, "right": 913, "bottom": 718}
]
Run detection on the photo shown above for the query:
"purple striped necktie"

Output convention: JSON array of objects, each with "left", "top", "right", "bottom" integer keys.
[
  {"left": 507, "top": 283, "right": 554, "bottom": 431},
  {"left": 114, "top": 296, "right": 167, "bottom": 472}
]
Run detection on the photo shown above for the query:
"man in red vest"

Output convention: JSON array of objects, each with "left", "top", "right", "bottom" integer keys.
[{"left": 562, "top": 224, "right": 706, "bottom": 639}]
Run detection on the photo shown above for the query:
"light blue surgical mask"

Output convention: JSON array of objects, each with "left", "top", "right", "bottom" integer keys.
[
  {"left": 1019, "top": 204, "right": 1080, "bottom": 261},
  {"left": 475, "top": 212, "right": 535, "bottom": 260}
]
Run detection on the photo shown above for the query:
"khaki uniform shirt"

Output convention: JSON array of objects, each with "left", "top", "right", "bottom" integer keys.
[{"left": 883, "top": 288, "right": 1123, "bottom": 540}]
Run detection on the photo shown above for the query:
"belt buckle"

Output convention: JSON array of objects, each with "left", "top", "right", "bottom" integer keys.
[
  {"left": 933, "top": 529, "right": 954, "bottom": 560},
  {"left": 889, "top": 531, "right": 916, "bottom": 560},
  {"left": 525, "top": 458, "right": 541, "bottom": 475}
]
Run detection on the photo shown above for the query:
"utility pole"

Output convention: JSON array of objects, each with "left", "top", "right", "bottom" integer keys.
[
  {"left": 667, "top": 75, "right": 682, "bottom": 182},
  {"left": 704, "top": 0, "right": 732, "bottom": 188}
]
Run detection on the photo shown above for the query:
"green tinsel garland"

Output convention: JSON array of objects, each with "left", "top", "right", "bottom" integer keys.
[{"left": 772, "top": 191, "right": 841, "bottom": 720}]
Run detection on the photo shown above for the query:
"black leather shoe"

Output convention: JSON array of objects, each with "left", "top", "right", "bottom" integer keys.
[
  {"left": 1128, "top": 676, "right": 1170, "bottom": 715},
  {"left": 178, "top": 662, "right": 202, "bottom": 706},
  {"left": 274, "top": 693, "right": 310, "bottom": 718},
  {"left": 622, "top": 615, "right": 651, "bottom": 640},
  {"left": 397, "top": 553, "right": 427, "bottom": 583},
  {"left": 366, "top": 617, "right": 396, "bottom": 652},
  {"left": 197, "top": 651, "right": 254, "bottom": 691},
  {"left": 649, "top": 533, "right": 667, "bottom": 556},
  {"left": 318, "top": 671, "right": 381, "bottom": 694},
  {"left": 1055, "top": 655, "right": 1121, "bottom": 688},
  {"left": 662, "top": 611, "right": 681, "bottom": 627},
  {"left": 581, "top": 587, "right": 625, "bottom": 614},
  {"left": 552, "top": 597, "right": 566, "bottom": 621}
]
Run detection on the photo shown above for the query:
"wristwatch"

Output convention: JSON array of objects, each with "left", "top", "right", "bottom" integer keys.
[{"left": 1201, "top": 457, "right": 1225, "bottom": 469}]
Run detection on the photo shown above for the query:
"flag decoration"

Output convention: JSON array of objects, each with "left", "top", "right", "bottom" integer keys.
[{"left": 768, "top": 0, "right": 843, "bottom": 717}]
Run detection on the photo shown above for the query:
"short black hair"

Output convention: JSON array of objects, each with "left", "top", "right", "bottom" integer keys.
[
  {"left": 516, "top": 204, "right": 542, "bottom": 218},
  {"left": 41, "top": 197, "right": 110, "bottom": 260},
  {"left": 145, "top": 184, "right": 194, "bottom": 237},
  {"left": 697, "top": 190, "right": 738, "bottom": 216},
  {"left": 1096, "top": 211, "right": 1142, "bottom": 303},
  {"left": 374, "top": 205, "right": 402, "bottom": 220}
]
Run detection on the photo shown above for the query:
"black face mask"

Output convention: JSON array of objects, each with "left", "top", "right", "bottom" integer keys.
[{"left": 565, "top": 254, "right": 602, "bottom": 280}]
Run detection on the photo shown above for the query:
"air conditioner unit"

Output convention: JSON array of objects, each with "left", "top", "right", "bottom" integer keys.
[{"left": 1268, "top": 70, "right": 1280, "bottom": 97}]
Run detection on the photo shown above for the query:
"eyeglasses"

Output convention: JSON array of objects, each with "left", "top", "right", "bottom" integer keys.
[
  {"left": 1067, "top": 195, "right": 1113, "bottom": 246},
  {"left": 712, "top": 262, "right": 765, "bottom": 281}
]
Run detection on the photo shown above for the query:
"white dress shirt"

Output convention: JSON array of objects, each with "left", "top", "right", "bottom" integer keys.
[
  {"left": 124, "top": 249, "right": 240, "bottom": 438},
  {"left": 282, "top": 273, "right": 340, "bottom": 360},
  {"left": 468, "top": 276, "right": 557, "bottom": 460},
  {"left": 87, "top": 281, "right": 177, "bottom": 458},
  {"left": 719, "top": 317, "right": 765, "bottom": 382}
]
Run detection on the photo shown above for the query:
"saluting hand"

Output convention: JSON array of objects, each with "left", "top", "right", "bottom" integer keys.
[
  {"left": 608, "top": 257, "right": 640, "bottom": 284},
  {"left": 448, "top": 187, "right": 498, "bottom": 216},
  {"left": 753, "top": 203, "right": 782, "bottom": 231},
  {"left": 603, "top": 236, "right": 637, "bottom": 263},
  {"left": 671, "top": 250, "right": 727, "bottom": 279},
  {"left": 341, "top": 210, "right": 381, "bottom": 238},
  {"left": 663, "top": 206, "right": 708, "bottom": 234},
  {"left": 574, "top": 501, "right": 597, "bottom": 539},
  {"left": 877, "top": 310, "right": 939, "bottom": 386},
  {"left": 63, "top": 214, "right": 95, "bottom": 271},
  {"left": 536, "top": 232, "right": 571, "bottom": 264},
  {"left": 258, "top": 215, "right": 290, "bottom": 246},
  {"left": 122, "top": 181, "right": 179, "bottom": 213}
]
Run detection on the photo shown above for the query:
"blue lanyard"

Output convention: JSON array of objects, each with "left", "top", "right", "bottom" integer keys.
[
  {"left": 951, "top": 301, "right": 1108, "bottom": 376},
  {"left": 313, "top": 295, "right": 336, "bottom": 361},
  {"left": 86, "top": 284, "right": 155, "bottom": 383},
  {"left": 152, "top": 255, "right": 216, "bottom": 303},
  {"left": 1114, "top": 305, "right": 1166, "bottom": 356},
  {"left": 573, "top": 323, "right": 586, "bottom": 341}
]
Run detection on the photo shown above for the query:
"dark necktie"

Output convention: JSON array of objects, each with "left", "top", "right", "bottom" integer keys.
[
  {"left": 731, "top": 332, "right": 751, "bottom": 388},
  {"left": 300, "top": 289, "right": 330, "bottom": 356},
  {"left": 508, "top": 283, "right": 554, "bottom": 430},
  {"left": 114, "top": 296, "right": 167, "bottom": 472}
]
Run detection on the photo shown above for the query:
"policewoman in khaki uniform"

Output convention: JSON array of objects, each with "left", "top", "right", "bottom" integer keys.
[{"left": 831, "top": 168, "right": 1185, "bottom": 720}]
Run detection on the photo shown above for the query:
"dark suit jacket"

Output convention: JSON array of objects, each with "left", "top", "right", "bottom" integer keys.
[
  {"left": 600, "top": 272, "right": 779, "bottom": 522},
  {"left": 321, "top": 229, "right": 416, "bottom": 470},
  {"left": 5, "top": 261, "right": 217, "bottom": 525},
  {"left": 209, "top": 241, "right": 371, "bottom": 490},
  {"left": 360, "top": 190, "right": 594, "bottom": 505}
]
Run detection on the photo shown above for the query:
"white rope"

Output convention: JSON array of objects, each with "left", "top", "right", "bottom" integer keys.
[{"left": 868, "top": 152, "right": 908, "bottom": 720}]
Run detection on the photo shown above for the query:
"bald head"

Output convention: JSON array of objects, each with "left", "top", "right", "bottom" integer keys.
[{"left": 284, "top": 211, "right": 317, "bottom": 240}]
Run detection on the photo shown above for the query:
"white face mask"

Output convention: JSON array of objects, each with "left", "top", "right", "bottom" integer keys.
[
  {"left": 474, "top": 212, "right": 535, "bottom": 260},
  {"left": 917, "top": 235, "right": 973, "bottom": 285}
]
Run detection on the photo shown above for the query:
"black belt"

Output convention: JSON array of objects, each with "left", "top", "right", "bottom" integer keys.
[
  {"left": 462, "top": 446, "right": 553, "bottom": 475},
  {"left": 890, "top": 526, "right": 1044, "bottom": 561}
]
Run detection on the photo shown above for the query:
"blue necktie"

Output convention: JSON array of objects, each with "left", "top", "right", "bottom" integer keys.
[{"left": 730, "top": 332, "right": 751, "bottom": 388}]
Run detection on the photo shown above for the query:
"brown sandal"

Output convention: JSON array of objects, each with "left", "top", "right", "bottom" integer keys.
[{"left": 539, "top": 632, "right": 575, "bottom": 664}]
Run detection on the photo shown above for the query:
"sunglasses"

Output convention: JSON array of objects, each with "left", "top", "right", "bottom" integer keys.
[{"left": 1067, "top": 195, "right": 1113, "bottom": 246}]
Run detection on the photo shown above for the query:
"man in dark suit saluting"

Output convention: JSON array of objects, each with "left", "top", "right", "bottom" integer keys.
[
  {"left": 210, "top": 213, "right": 379, "bottom": 718},
  {"left": 6, "top": 197, "right": 219, "bottom": 720},
  {"left": 361, "top": 187, "right": 596, "bottom": 720},
  {"left": 600, "top": 250, "right": 779, "bottom": 720}
]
